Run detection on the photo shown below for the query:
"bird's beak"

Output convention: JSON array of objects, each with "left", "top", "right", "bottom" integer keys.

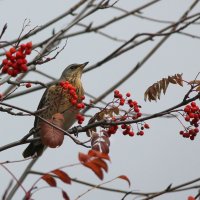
[{"left": 79, "top": 62, "right": 89, "bottom": 69}]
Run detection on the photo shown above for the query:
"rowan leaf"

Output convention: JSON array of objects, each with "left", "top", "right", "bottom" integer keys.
[
  {"left": 118, "top": 175, "right": 131, "bottom": 187},
  {"left": 78, "top": 152, "right": 90, "bottom": 163},
  {"left": 88, "top": 150, "right": 110, "bottom": 161},
  {"left": 92, "top": 158, "right": 108, "bottom": 172},
  {"left": 62, "top": 190, "right": 70, "bottom": 200},
  {"left": 52, "top": 169, "right": 71, "bottom": 184},
  {"left": 84, "top": 161, "right": 103, "bottom": 180},
  {"left": 41, "top": 174, "right": 57, "bottom": 187}
]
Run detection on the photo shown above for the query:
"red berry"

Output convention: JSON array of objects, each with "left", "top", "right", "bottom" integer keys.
[
  {"left": 139, "top": 131, "right": 144, "bottom": 136},
  {"left": 26, "top": 42, "right": 33, "bottom": 49},
  {"left": 114, "top": 90, "right": 119, "bottom": 95},
  {"left": 194, "top": 128, "right": 199, "bottom": 133},
  {"left": 134, "top": 107, "right": 140, "bottom": 113},
  {"left": 191, "top": 102, "right": 196, "bottom": 107},
  {"left": 6, "top": 51, "right": 12, "bottom": 58},
  {"left": 144, "top": 123, "right": 150, "bottom": 129},
  {"left": 70, "top": 99, "right": 77, "bottom": 105},
  {"left": 137, "top": 112, "right": 142, "bottom": 118},
  {"left": 118, "top": 94, "right": 123, "bottom": 99},
  {"left": 7, "top": 69, "right": 14, "bottom": 76},
  {"left": 16, "top": 51, "right": 23, "bottom": 58},
  {"left": 179, "top": 131, "right": 184, "bottom": 135},
  {"left": 81, "top": 96, "right": 85, "bottom": 100},
  {"left": 122, "top": 130, "right": 128, "bottom": 135},
  {"left": 25, "top": 49, "right": 32, "bottom": 55},
  {"left": 26, "top": 83, "right": 32, "bottom": 88},
  {"left": 185, "top": 115, "right": 190, "bottom": 122},
  {"left": 2, "top": 59, "right": 8, "bottom": 65},
  {"left": 121, "top": 124, "right": 126, "bottom": 129},
  {"left": 10, "top": 47, "right": 16, "bottom": 54},
  {"left": 190, "top": 135, "right": 195, "bottom": 140},
  {"left": 184, "top": 107, "right": 190, "bottom": 113},
  {"left": 126, "top": 92, "right": 131, "bottom": 97},
  {"left": 17, "top": 59, "right": 23, "bottom": 65},
  {"left": 129, "top": 131, "right": 134, "bottom": 137},
  {"left": 119, "top": 98, "right": 125, "bottom": 105},
  {"left": 20, "top": 64, "right": 28, "bottom": 72},
  {"left": 189, "top": 112, "right": 194, "bottom": 118},
  {"left": 20, "top": 44, "right": 26, "bottom": 50},
  {"left": 77, "top": 103, "right": 83, "bottom": 109}
]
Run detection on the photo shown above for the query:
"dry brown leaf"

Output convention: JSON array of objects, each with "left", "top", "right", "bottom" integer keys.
[
  {"left": 40, "top": 113, "right": 64, "bottom": 148},
  {"left": 144, "top": 74, "right": 183, "bottom": 102}
]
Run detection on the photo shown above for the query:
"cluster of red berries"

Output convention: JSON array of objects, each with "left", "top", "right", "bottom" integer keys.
[
  {"left": 114, "top": 90, "right": 142, "bottom": 119},
  {"left": 121, "top": 123, "right": 149, "bottom": 137},
  {"left": 180, "top": 101, "right": 199, "bottom": 140},
  {"left": 104, "top": 90, "right": 150, "bottom": 137},
  {"left": 60, "top": 81, "right": 85, "bottom": 124},
  {"left": 1, "top": 42, "right": 32, "bottom": 77}
]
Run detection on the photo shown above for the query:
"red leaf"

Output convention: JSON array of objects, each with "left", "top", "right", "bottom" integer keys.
[
  {"left": 78, "top": 152, "right": 90, "bottom": 163},
  {"left": 62, "top": 190, "right": 70, "bottom": 200},
  {"left": 41, "top": 174, "right": 57, "bottom": 187},
  {"left": 188, "top": 196, "right": 195, "bottom": 200},
  {"left": 92, "top": 158, "right": 108, "bottom": 172},
  {"left": 84, "top": 161, "right": 103, "bottom": 180},
  {"left": 118, "top": 175, "right": 131, "bottom": 187},
  {"left": 88, "top": 150, "right": 110, "bottom": 161},
  {"left": 51, "top": 169, "right": 71, "bottom": 184}
]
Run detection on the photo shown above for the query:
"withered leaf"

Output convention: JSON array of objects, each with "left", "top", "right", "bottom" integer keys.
[{"left": 144, "top": 74, "right": 184, "bottom": 102}]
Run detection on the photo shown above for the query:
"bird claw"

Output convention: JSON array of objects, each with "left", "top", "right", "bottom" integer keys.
[{"left": 71, "top": 125, "right": 81, "bottom": 137}]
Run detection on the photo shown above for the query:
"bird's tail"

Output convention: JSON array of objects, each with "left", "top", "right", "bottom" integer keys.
[{"left": 23, "top": 142, "right": 44, "bottom": 158}]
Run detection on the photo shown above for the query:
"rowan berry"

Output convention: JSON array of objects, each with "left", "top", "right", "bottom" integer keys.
[
  {"left": 114, "top": 90, "right": 119, "bottom": 95},
  {"left": 126, "top": 92, "right": 131, "bottom": 97},
  {"left": 26, "top": 42, "right": 33, "bottom": 49},
  {"left": 26, "top": 83, "right": 32, "bottom": 88},
  {"left": 128, "top": 131, "right": 134, "bottom": 137},
  {"left": 191, "top": 102, "right": 196, "bottom": 107},
  {"left": 194, "top": 128, "right": 199, "bottom": 133},
  {"left": 121, "top": 124, "right": 126, "bottom": 129},
  {"left": 144, "top": 123, "right": 150, "bottom": 129},
  {"left": 134, "top": 107, "right": 140, "bottom": 113},
  {"left": 10, "top": 47, "right": 16, "bottom": 54},
  {"left": 138, "top": 131, "right": 144, "bottom": 136},
  {"left": 185, "top": 116, "right": 190, "bottom": 122},
  {"left": 20, "top": 64, "right": 28, "bottom": 72}
]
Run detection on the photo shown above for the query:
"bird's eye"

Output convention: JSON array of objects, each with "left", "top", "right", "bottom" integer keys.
[{"left": 70, "top": 65, "right": 76, "bottom": 70}]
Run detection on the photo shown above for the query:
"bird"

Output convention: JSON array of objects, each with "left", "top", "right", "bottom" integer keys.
[{"left": 22, "top": 62, "right": 88, "bottom": 158}]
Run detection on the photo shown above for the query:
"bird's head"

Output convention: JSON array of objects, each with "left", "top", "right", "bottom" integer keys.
[{"left": 60, "top": 62, "right": 88, "bottom": 80}]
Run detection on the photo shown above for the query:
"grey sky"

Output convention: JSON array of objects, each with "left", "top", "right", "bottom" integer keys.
[{"left": 0, "top": 0, "right": 200, "bottom": 199}]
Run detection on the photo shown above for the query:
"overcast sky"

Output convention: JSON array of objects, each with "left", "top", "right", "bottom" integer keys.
[{"left": 0, "top": 0, "right": 200, "bottom": 199}]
